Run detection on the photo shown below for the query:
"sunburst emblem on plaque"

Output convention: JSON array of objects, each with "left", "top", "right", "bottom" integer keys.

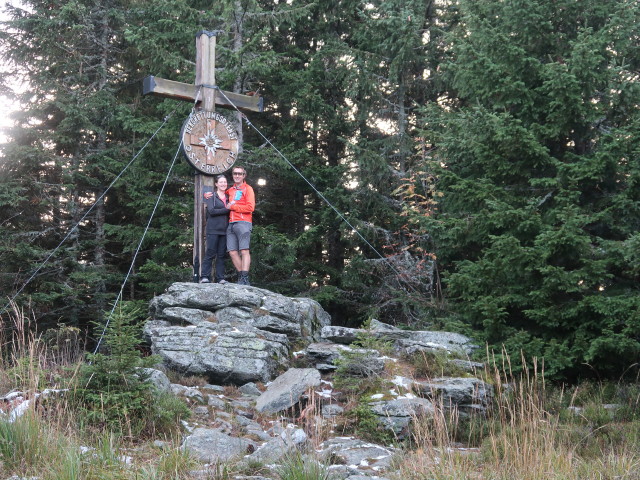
[
  {"left": 199, "top": 129, "right": 223, "bottom": 157},
  {"left": 181, "top": 111, "right": 239, "bottom": 175}
]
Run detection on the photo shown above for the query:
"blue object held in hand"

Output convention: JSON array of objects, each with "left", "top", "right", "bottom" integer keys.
[{"left": 234, "top": 190, "right": 243, "bottom": 201}]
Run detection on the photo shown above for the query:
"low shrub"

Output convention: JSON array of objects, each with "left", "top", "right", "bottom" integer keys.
[
  {"left": 71, "top": 305, "right": 190, "bottom": 438},
  {"left": 407, "top": 350, "right": 468, "bottom": 379},
  {"left": 339, "top": 400, "right": 396, "bottom": 445}
]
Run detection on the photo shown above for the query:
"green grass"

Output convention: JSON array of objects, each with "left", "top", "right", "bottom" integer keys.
[
  {"left": 275, "top": 452, "right": 331, "bottom": 480},
  {"left": 2, "top": 303, "right": 640, "bottom": 480},
  {"left": 393, "top": 359, "right": 640, "bottom": 480}
]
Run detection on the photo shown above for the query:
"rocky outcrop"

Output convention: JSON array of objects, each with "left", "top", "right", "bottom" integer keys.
[
  {"left": 320, "top": 320, "right": 478, "bottom": 356},
  {"left": 144, "top": 283, "right": 330, "bottom": 384},
  {"left": 149, "top": 282, "right": 330, "bottom": 340},
  {"left": 135, "top": 282, "right": 491, "bottom": 479}
]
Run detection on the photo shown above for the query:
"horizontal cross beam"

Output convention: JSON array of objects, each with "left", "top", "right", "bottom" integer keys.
[{"left": 143, "top": 75, "right": 264, "bottom": 113}]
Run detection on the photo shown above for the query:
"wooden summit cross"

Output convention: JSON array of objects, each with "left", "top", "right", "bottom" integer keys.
[{"left": 143, "top": 30, "right": 263, "bottom": 282}]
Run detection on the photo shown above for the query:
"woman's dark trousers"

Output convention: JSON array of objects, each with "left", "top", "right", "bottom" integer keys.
[{"left": 201, "top": 234, "right": 226, "bottom": 282}]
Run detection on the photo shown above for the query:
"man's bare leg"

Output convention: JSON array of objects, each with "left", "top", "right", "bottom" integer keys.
[
  {"left": 229, "top": 250, "right": 242, "bottom": 272},
  {"left": 240, "top": 250, "right": 251, "bottom": 272}
]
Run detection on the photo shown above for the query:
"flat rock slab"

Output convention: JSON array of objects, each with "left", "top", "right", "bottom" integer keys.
[
  {"left": 182, "top": 428, "right": 253, "bottom": 463},
  {"left": 255, "top": 368, "right": 322, "bottom": 413},
  {"left": 369, "top": 397, "right": 434, "bottom": 418},
  {"left": 320, "top": 322, "right": 478, "bottom": 355},
  {"left": 149, "top": 282, "right": 330, "bottom": 341}
]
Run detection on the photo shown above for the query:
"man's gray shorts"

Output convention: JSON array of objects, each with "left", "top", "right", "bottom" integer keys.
[{"left": 227, "top": 221, "right": 252, "bottom": 251}]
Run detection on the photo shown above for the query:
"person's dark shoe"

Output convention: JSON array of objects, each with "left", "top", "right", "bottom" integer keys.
[{"left": 236, "top": 271, "right": 250, "bottom": 285}]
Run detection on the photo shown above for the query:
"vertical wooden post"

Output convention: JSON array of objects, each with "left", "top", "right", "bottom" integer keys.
[
  {"left": 142, "top": 30, "right": 263, "bottom": 282},
  {"left": 192, "top": 31, "right": 217, "bottom": 282}
]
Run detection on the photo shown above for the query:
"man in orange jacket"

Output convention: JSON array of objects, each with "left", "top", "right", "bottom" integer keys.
[{"left": 226, "top": 166, "right": 255, "bottom": 285}]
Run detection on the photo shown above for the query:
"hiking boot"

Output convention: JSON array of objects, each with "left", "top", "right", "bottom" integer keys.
[
  {"left": 236, "top": 271, "right": 250, "bottom": 285},
  {"left": 199, "top": 277, "right": 210, "bottom": 283},
  {"left": 217, "top": 279, "right": 228, "bottom": 284}
]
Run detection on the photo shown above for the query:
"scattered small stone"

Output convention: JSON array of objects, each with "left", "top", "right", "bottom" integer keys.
[
  {"left": 193, "top": 406, "right": 209, "bottom": 417},
  {"left": 208, "top": 396, "right": 226, "bottom": 409},
  {"left": 239, "top": 382, "right": 262, "bottom": 396},
  {"left": 232, "top": 398, "right": 253, "bottom": 409},
  {"left": 316, "top": 363, "right": 338, "bottom": 371},
  {"left": 182, "top": 428, "right": 253, "bottom": 463},
  {"left": 204, "top": 384, "right": 226, "bottom": 392},
  {"left": 322, "top": 404, "right": 344, "bottom": 418},
  {"left": 171, "top": 384, "right": 205, "bottom": 404}
]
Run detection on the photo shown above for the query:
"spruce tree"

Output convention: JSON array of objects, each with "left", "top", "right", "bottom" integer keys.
[
  {"left": 0, "top": 0, "right": 196, "bottom": 330},
  {"left": 420, "top": 0, "right": 640, "bottom": 379}
]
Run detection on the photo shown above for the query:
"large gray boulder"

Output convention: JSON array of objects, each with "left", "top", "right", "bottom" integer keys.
[
  {"left": 255, "top": 368, "right": 322, "bottom": 413},
  {"left": 144, "top": 319, "right": 289, "bottom": 384},
  {"left": 145, "top": 282, "right": 331, "bottom": 384},
  {"left": 149, "top": 282, "right": 330, "bottom": 340}
]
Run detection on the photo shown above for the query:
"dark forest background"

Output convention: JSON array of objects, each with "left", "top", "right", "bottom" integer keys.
[{"left": 1, "top": 0, "right": 638, "bottom": 381}]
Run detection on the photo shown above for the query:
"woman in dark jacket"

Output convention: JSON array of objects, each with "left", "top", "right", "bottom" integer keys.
[{"left": 200, "top": 175, "right": 230, "bottom": 283}]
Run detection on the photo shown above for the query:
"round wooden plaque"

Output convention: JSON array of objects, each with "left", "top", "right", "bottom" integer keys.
[{"left": 181, "top": 111, "right": 239, "bottom": 175}]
